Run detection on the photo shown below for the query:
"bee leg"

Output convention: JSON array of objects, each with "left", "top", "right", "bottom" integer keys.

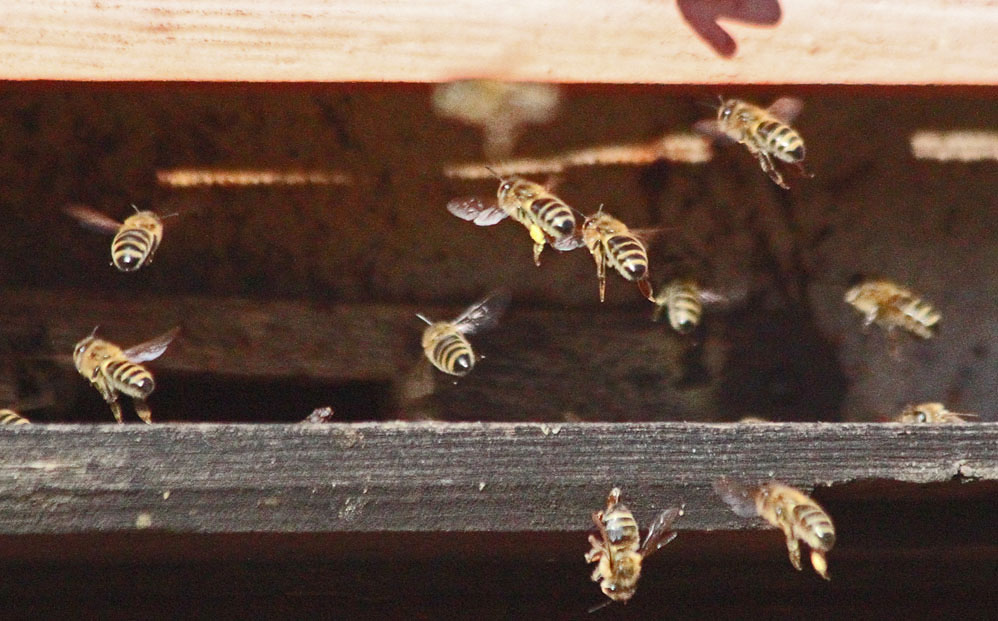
[
  {"left": 793, "top": 161, "right": 815, "bottom": 179},
  {"left": 528, "top": 225, "right": 547, "bottom": 266},
  {"left": 757, "top": 151, "right": 789, "bottom": 189},
  {"left": 585, "top": 535, "right": 603, "bottom": 564},
  {"left": 93, "top": 377, "right": 124, "bottom": 424},
  {"left": 590, "top": 564, "right": 604, "bottom": 582},
  {"left": 637, "top": 278, "right": 654, "bottom": 303},
  {"left": 107, "top": 399, "right": 124, "bottom": 424},
  {"left": 594, "top": 249, "right": 607, "bottom": 303},
  {"left": 134, "top": 399, "right": 153, "bottom": 424},
  {"left": 785, "top": 536, "right": 803, "bottom": 571}
]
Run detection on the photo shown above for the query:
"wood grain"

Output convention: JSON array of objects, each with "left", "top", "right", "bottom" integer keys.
[
  {"left": 0, "top": 422, "right": 994, "bottom": 535},
  {"left": 1, "top": 1, "right": 995, "bottom": 84}
]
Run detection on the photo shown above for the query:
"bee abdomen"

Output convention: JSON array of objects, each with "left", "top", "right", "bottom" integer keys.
[
  {"left": 606, "top": 235, "right": 648, "bottom": 280},
  {"left": 667, "top": 286, "right": 702, "bottom": 333},
  {"left": 111, "top": 228, "right": 159, "bottom": 271},
  {"left": 430, "top": 333, "right": 475, "bottom": 376},
  {"left": 793, "top": 504, "right": 836, "bottom": 550},
  {"left": 757, "top": 121, "right": 805, "bottom": 162},
  {"left": 603, "top": 508, "right": 640, "bottom": 548},
  {"left": 900, "top": 299, "right": 940, "bottom": 336},
  {"left": 530, "top": 196, "right": 576, "bottom": 235},
  {"left": 105, "top": 359, "right": 156, "bottom": 398}
]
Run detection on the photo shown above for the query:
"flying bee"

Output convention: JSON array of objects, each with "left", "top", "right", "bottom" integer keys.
[
  {"left": 581, "top": 209, "right": 655, "bottom": 303},
  {"left": 844, "top": 278, "right": 940, "bottom": 339},
  {"left": 695, "top": 97, "right": 811, "bottom": 189},
  {"left": 447, "top": 173, "right": 583, "bottom": 266},
  {"left": 896, "top": 402, "right": 979, "bottom": 424},
  {"left": 64, "top": 203, "right": 175, "bottom": 272},
  {"left": 0, "top": 409, "right": 30, "bottom": 425},
  {"left": 73, "top": 326, "right": 180, "bottom": 423},
  {"left": 585, "top": 487, "right": 682, "bottom": 608},
  {"left": 417, "top": 289, "right": 511, "bottom": 376},
  {"left": 714, "top": 477, "right": 835, "bottom": 580},
  {"left": 652, "top": 279, "right": 733, "bottom": 334}
]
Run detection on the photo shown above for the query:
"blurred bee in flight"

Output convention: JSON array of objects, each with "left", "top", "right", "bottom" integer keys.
[
  {"left": 586, "top": 487, "right": 682, "bottom": 609},
  {"left": 73, "top": 326, "right": 180, "bottom": 423},
  {"left": 844, "top": 278, "right": 940, "bottom": 340},
  {"left": 64, "top": 203, "right": 175, "bottom": 272},
  {"left": 896, "top": 402, "right": 978, "bottom": 424},
  {"left": 580, "top": 208, "right": 655, "bottom": 303},
  {"left": 417, "top": 289, "right": 511, "bottom": 377},
  {"left": 714, "top": 477, "right": 835, "bottom": 580},
  {"left": 652, "top": 279, "right": 733, "bottom": 334},
  {"left": 447, "top": 172, "right": 583, "bottom": 266},
  {"left": 695, "top": 96, "right": 812, "bottom": 189}
]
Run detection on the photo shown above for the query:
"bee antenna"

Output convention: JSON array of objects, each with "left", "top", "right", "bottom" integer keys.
[
  {"left": 130, "top": 203, "right": 142, "bottom": 214},
  {"left": 697, "top": 98, "right": 719, "bottom": 111},
  {"left": 89, "top": 325, "right": 100, "bottom": 337},
  {"left": 160, "top": 212, "right": 180, "bottom": 220},
  {"left": 587, "top": 599, "right": 614, "bottom": 614},
  {"left": 415, "top": 313, "right": 433, "bottom": 325},
  {"left": 484, "top": 166, "right": 503, "bottom": 180}
]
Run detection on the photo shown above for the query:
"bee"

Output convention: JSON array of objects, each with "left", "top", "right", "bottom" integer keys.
[
  {"left": 652, "top": 279, "right": 734, "bottom": 334},
  {"left": 844, "top": 278, "right": 940, "bottom": 339},
  {"left": 64, "top": 203, "right": 172, "bottom": 272},
  {"left": 73, "top": 327, "right": 180, "bottom": 423},
  {"left": 896, "top": 402, "right": 979, "bottom": 424},
  {"left": 301, "top": 406, "right": 335, "bottom": 424},
  {"left": 0, "top": 409, "right": 30, "bottom": 425},
  {"left": 695, "top": 97, "right": 811, "bottom": 189},
  {"left": 447, "top": 173, "right": 583, "bottom": 266},
  {"left": 714, "top": 477, "right": 835, "bottom": 580},
  {"left": 585, "top": 487, "right": 682, "bottom": 607},
  {"left": 580, "top": 210, "right": 654, "bottom": 302},
  {"left": 417, "top": 289, "right": 511, "bottom": 376}
]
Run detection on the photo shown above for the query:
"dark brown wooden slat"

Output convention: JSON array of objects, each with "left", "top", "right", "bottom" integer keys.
[{"left": 0, "top": 422, "right": 994, "bottom": 535}]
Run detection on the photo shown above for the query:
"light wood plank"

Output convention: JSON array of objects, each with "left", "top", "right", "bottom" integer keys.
[{"left": 1, "top": 1, "right": 995, "bottom": 84}]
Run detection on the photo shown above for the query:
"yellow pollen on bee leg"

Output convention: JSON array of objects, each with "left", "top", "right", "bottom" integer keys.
[
  {"left": 528, "top": 225, "right": 546, "bottom": 245},
  {"left": 810, "top": 550, "right": 830, "bottom": 580}
]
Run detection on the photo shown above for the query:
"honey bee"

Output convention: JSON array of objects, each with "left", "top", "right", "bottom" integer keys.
[
  {"left": 713, "top": 477, "right": 835, "bottom": 580},
  {"left": 301, "top": 406, "right": 335, "bottom": 424},
  {"left": 73, "top": 327, "right": 180, "bottom": 423},
  {"left": 896, "top": 402, "right": 979, "bottom": 424},
  {"left": 581, "top": 210, "right": 654, "bottom": 302},
  {"left": 695, "top": 97, "right": 811, "bottom": 189},
  {"left": 844, "top": 278, "right": 940, "bottom": 339},
  {"left": 64, "top": 204, "right": 172, "bottom": 272},
  {"left": 417, "top": 289, "right": 511, "bottom": 376},
  {"left": 0, "top": 409, "right": 30, "bottom": 425},
  {"left": 585, "top": 487, "right": 682, "bottom": 607},
  {"left": 447, "top": 173, "right": 583, "bottom": 266},
  {"left": 651, "top": 279, "right": 733, "bottom": 334}
]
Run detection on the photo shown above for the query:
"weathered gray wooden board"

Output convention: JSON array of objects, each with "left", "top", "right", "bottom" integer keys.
[{"left": 0, "top": 422, "right": 994, "bottom": 535}]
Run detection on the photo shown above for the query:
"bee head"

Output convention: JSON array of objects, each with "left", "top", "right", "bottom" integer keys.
[
  {"left": 601, "top": 580, "right": 635, "bottom": 603},
  {"left": 717, "top": 98, "right": 736, "bottom": 122}
]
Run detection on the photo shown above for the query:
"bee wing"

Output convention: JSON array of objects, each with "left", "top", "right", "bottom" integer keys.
[
  {"left": 766, "top": 97, "right": 804, "bottom": 124},
  {"left": 63, "top": 203, "right": 122, "bottom": 235},
  {"left": 446, "top": 196, "right": 509, "bottom": 226},
  {"left": 639, "top": 506, "right": 682, "bottom": 557},
  {"left": 123, "top": 327, "right": 181, "bottom": 363},
  {"left": 712, "top": 477, "right": 759, "bottom": 518},
  {"left": 453, "top": 288, "right": 511, "bottom": 335}
]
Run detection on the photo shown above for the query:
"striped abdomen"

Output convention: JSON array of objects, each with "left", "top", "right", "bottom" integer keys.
[
  {"left": 0, "top": 409, "right": 30, "bottom": 425},
  {"left": 753, "top": 119, "right": 805, "bottom": 163},
  {"left": 525, "top": 194, "right": 576, "bottom": 239},
  {"left": 663, "top": 282, "right": 702, "bottom": 334},
  {"left": 111, "top": 213, "right": 163, "bottom": 271},
  {"left": 897, "top": 297, "right": 940, "bottom": 338},
  {"left": 423, "top": 325, "right": 475, "bottom": 376},
  {"left": 101, "top": 358, "right": 156, "bottom": 399},
  {"left": 791, "top": 502, "right": 836, "bottom": 552},
  {"left": 604, "top": 234, "right": 649, "bottom": 282},
  {"left": 602, "top": 503, "right": 641, "bottom": 555}
]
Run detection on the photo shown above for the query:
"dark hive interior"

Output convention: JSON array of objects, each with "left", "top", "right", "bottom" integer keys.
[{"left": 1, "top": 84, "right": 996, "bottom": 424}]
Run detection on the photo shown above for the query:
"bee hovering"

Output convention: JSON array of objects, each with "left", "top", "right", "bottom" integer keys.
[
  {"left": 64, "top": 203, "right": 174, "bottom": 272},
  {"left": 896, "top": 402, "right": 979, "bottom": 424},
  {"left": 844, "top": 278, "right": 940, "bottom": 340},
  {"left": 73, "top": 327, "right": 180, "bottom": 423},
  {"left": 580, "top": 209, "right": 655, "bottom": 303},
  {"left": 446, "top": 172, "right": 583, "bottom": 266},
  {"left": 695, "top": 97, "right": 812, "bottom": 189},
  {"left": 585, "top": 487, "right": 683, "bottom": 608},
  {"left": 714, "top": 477, "right": 835, "bottom": 580},
  {"left": 652, "top": 279, "right": 732, "bottom": 334},
  {"left": 417, "top": 289, "right": 511, "bottom": 377}
]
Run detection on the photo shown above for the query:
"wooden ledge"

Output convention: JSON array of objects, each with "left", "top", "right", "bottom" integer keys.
[
  {"left": 0, "top": 422, "right": 994, "bottom": 535},
  {"left": 2, "top": 1, "right": 996, "bottom": 84}
]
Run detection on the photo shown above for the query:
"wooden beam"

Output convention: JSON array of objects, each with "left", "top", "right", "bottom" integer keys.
[
  {"left": 0, "top": 422, "right": 994, "bottom": 535},
  {"left": 1, "top": 1, "right": 995, "bottom": 84}
]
